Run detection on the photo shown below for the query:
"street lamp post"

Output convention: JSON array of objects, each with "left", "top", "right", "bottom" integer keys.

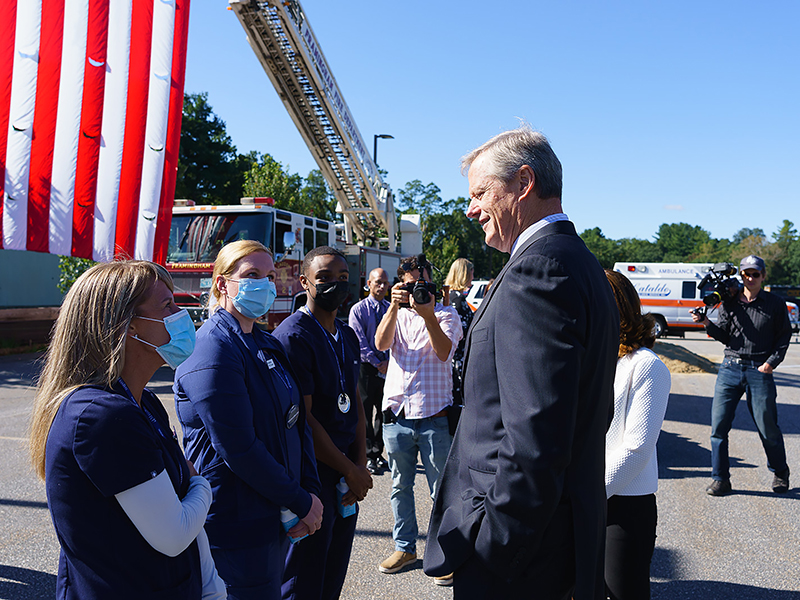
[{"left": 373, "top": 134, "right": 394, "bottom": 166}]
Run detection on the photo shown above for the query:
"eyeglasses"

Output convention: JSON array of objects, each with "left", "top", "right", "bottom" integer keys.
[{"left": 742, "top": 271, "right": 762, "bottom": 279}]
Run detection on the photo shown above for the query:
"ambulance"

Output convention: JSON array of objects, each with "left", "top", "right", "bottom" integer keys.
[{"left": 613, "top": 262, "right": 716, "bottom": 337}]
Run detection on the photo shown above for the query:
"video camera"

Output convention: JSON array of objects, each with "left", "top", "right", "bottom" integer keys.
[
  {"left": 399, "top": 253, "right": 438, "bottom": 308},
  {"left": 691, "top": 262, "right": 741, "bottom": 318}
]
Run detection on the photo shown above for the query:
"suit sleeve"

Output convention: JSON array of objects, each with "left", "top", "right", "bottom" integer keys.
[
  {"left": 177, "top": 338, "right": 312, "bottom": 518},
  {"left": 473, "top": 254, "right": 589, "bottom": 574}
]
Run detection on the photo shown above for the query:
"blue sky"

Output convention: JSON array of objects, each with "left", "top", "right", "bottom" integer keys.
[{"left": 183, "top": 1, "right": 799, "bottom": 243}]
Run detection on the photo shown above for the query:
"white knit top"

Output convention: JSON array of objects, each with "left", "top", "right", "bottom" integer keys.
[{"left": 605, "top": 347, "right": 671, "bottom": 498}]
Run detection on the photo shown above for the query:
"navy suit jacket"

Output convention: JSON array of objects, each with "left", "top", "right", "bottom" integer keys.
[{"left": 424, "top": 220, "right": 619, "bottom": 599}]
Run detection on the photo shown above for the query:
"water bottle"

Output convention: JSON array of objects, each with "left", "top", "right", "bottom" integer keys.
[
  {"left": 280, "top": 507, "right": 308, "bottom": 543},
  {"left": 336, "top": 477, "right": 356, "bottom": 518}
]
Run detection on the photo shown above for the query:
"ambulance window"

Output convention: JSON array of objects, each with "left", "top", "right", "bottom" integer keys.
[
  {"left": 682, "top": 281, "right": 697, "bottom": 299},
  {"left": 316, "top": 230, "right": 328, "bottom": 247},
  {"left": 304, "top": 227, "right": 314, "bottom": 255}
]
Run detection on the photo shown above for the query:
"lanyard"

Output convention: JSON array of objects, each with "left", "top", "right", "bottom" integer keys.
[
  {"left": 301, "top": 306, "right": 347, "bottom": 396},
  {"left": 117, "top": 378, "right": 171, "bottom": 441},
  {"left": 117, "top": 378, "right": 184, "bottom": 487},
  {"left": 264, "top": 350, "right": 293, "bottom": 394}
]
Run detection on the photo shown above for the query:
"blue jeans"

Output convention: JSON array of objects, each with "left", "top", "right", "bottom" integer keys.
[
  {"left": 383, "top": 415, "right": 452, "bottom": 553},
  {"left": 711, "top": 358, "right": 787, "bottom": 481}
]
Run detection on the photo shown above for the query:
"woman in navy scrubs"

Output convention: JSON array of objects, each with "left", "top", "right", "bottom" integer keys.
[
  {"left": 29, "top": 261, "right": 224, "bottom": 599},
  {"left": 175, "top": 240, "right": 323, "bottom": 600}
]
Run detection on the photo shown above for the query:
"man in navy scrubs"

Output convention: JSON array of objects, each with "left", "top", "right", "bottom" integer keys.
[{"left": 274, "top": 246, "right": 373, "bottom": 600}]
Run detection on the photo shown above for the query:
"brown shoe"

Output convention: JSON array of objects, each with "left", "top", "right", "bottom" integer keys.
[
  {"left": 378, "top": 550, "right": 417, "bottom": 574},
  {"left": 434, "top": 572, "right": 454, "bottom": 586}
]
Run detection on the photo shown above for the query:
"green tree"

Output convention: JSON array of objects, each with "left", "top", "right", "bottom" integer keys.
[
  {"left": 616, "top": 237, "right": 662, "bottom": 262},
  {"left": 397, "top": 180, "right": 447, "bottom": 214},
  {"left": 242, "top": 153, "right": 335, "bottom": 220},
  {"left": 732, "top": 227, "right": 766, "bottom": 245},
  {"left": 768, "top": 220, "right": 799, "bottom": 284},
  {"left": 175, "top": 92, "right": 242, "bottom": 204},
  {"left": 692, "top": 237, "right": 733, "bottom": 263},
  {"left": 57, "top": 257, "right": 95, "bottom": 294},
  {"left": 655, "top": 223, "right": 712, "bottom": 262},
  {"left": 579, "top": 227, "right": 619, "bottom": 268}
]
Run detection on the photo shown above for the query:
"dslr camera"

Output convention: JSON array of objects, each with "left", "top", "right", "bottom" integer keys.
[
  {"left": 691, "top": 262, "right": 741, "bottom": 318},
  {"left": 399, "top": 253, "right": 438, "bottom": 308}
]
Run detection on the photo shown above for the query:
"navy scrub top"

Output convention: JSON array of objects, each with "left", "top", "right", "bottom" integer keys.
[
  {"left": 45, "top": 383, "right": 200, "bottom": 600},
  {"left": 175, "top": 308, "right": 319, "bottom": 549},
  {"left": 273, "top": 310, "right": 361, "bottom": 457}
]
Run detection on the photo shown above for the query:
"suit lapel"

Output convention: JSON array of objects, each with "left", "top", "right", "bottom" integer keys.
[{"left": 461, "top": 220, "right": 577, "bottom": 378}]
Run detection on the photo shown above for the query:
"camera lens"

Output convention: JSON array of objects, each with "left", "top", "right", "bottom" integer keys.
[{"left": 413, "top": 281, "right": 432, "bottom": 304}]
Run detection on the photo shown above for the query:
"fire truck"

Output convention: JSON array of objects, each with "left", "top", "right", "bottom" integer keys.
[{"left": 166, "top": 0, "right": 422, "bottom": 327}]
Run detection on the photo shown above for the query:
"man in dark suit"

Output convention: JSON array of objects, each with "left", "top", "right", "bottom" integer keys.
[{"left": 424, "top": 126, "right": 619, "bottom": 599}]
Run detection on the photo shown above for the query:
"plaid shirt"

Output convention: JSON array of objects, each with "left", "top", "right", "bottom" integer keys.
[{"left": 382, "top": 303, "right": 463, "bottom": 418}]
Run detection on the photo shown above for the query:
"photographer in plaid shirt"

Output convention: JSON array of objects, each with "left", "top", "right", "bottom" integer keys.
[{"left": 374, "top": 255, "right": 463, "bottom": 584}]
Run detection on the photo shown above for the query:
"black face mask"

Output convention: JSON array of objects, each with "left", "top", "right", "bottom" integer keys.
[{"left": 311, "top": 281, "right": 349, "bottom": 312}]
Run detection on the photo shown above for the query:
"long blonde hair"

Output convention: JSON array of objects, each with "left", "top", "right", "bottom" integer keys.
[
  {"left": 209, "top": 240, "right": 271, "bottom": 313},
  {"left": 445, "top": 258, "right": 474, "bottom": 292},
  {"left": 29, "top": 261, "right": 173, "bottom": 480}
]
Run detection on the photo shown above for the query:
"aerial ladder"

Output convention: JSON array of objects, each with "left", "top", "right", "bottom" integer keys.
[{"left": 228, "top": 0, "right": 400, "bottom": 252}]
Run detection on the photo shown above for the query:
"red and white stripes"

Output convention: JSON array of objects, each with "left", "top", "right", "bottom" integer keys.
[{"left": 1, "top": 0, "right": 191, "bottom": 263}]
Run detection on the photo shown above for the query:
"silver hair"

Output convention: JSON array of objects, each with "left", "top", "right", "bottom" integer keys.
[{"left": 461, "top": 125, "right": 562, "bottom": 200}]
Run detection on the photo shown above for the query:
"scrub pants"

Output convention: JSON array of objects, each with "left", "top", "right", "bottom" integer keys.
[
  {"left": 710, "top": 358, "right": 788, "bottom": 481},
  {"left": 282, "top": 463, "right": 358, "bottom": 600},
  {"left": 605, "top": 494, "right": 657, "bottom": 600},
  {"left": 212, "top": 532, "right": 288, "bottom": 600}
]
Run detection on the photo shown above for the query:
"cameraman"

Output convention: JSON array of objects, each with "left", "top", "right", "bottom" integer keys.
[
  {"left": 692, "top": 255, "right": 792, "bottom": 496},
  {"left": 373, "top": 255, "right": 462, "bottom": 583}
]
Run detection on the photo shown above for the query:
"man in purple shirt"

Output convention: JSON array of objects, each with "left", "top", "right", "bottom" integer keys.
[{"left": 348, "top": 268, "right": 391, "bottom": 475}]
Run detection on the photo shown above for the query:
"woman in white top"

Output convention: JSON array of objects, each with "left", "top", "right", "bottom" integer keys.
[{"left": 604, "top": 270, "right": 671, "bottom": 600}]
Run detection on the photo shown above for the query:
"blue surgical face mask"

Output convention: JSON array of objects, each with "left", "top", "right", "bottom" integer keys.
[
  {"left": 229, "top": 277, "right": 277, "bottom": 319},
  {"left": 132, "top": 309, "right": 197, "bottom": 369}
]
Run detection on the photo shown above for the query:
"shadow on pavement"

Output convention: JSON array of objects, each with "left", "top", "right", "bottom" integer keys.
[
  {"left": 0, "top": 564, "right": 56, "bottom": 600},
  {"left": 0, "top": 498, "right": 48, "bottom": 510},
  {"left": 650, "top": 548, "right": 795, "bottom": 599},
  {"left": 773, "top": 371, "right": 800, "bottom": 390},
  {"left": 657, "top": 430, "right": 711, "bottom": 480},
  {"left": 657, "top": 430, "right": 757, "bottom": 480},
  {"left": 652, "top": 579, "right": 798, "bottom": 599},
  {"left": 664, "top": 392, "right": 800, "bottom": 435}
]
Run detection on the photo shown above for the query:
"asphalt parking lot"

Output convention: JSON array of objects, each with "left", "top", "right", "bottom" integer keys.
[{"left": 1, "top": 331, "right": 799, "bottom": 599}]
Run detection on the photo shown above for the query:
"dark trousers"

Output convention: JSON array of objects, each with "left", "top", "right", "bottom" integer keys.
[
  {"left": 358, "top": 363, "right": 385, "bottom": 459},
  {"left": 605, "top": 494, "right": 657, "bottom": 600},
  {"left": 212, "top": 531, "right": 288, "bottom": 600},
  {"left": 452, "top": 503, "right": 577, "bottom": 599},
  {"left": 282, "top": 464, "right": 358, "bottom": 600}
]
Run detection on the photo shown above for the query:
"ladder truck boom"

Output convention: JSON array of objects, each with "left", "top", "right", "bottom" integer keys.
[{"left": 228, "top": 0, "right": 398, "bottom": 252}]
